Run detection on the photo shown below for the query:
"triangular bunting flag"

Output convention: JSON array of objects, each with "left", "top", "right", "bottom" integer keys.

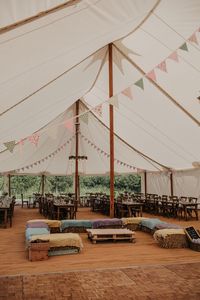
[
  {"left": 121, "top": 87, "right": 133, "bottom": 100},
  {"left": 29, "top": 133, "right": 39, "bottom": 146},
  {"left": 179, "top": 42, "right": 188, "bottom": 51},
  {"left": 134, "top": 78, "right": 144, "bottom": 90},
  {"left": 108, "top": 95, "right": 119, "bottom": 108},
  {"left": 64, "top": 119, "right": 73, "bottom": 131},
  {"left": 4, "top": 141, "right": 16, "bottom": 153},
  {"left": 157, "top": 61, "right": 167, "bottom": 72},
  {"left": 188, "top": 33, "right": 198, "bottom": 45},
  {"left": 146, "top": 69, "right": 157, "bottom": 82},
  {"left": 168, "top": 51, "right": 179, "bottom": 62},
  {"left": 93, "top": 104, "right": 102, "bottom": 117},
  {"left": 80, "top": 112, "right": 89, "bottom": 125},
  {"left": 47, "top": 126, "right": 58, "bottom": 140}
]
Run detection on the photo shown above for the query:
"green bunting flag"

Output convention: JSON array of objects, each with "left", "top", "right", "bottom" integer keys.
[
  {"left": 179, "top": 42, "right": 188, "bottom": 52},
  {"left": 4, "top": 140, "right": 16, "bottom": 153},
  {"left": 134, "top": 78, "right": 144, "bottom": 90}
]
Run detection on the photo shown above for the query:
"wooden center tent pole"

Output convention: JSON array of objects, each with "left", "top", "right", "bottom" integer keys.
[
  {"left": 170, "top": 172, "right": 174, "bottom": 197},
  {"left": 75, "top": 100, "right": 80, "bottom": 212},
  {"left": 8, "top": 174, "right": 11, "bottom": 197},
  {"left": 108, "top": 43, "right": 115, "bottom": 218},
  {"left": 144, "top": 171, "right": 147, "bottom": 195},
  {"left": 41, "top": 174, "right": 45, "bottom": 196}
]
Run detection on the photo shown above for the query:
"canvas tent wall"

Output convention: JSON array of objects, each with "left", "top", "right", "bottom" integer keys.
[{"left": 0, "top": 0, "right": 199, "bottom": 198}]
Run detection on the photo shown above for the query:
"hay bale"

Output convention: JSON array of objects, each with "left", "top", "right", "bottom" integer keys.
[{"left": 154, "top": 229, "right": 188, "bottom": 248}]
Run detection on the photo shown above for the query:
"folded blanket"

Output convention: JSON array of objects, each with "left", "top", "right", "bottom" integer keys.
[
  {"left": 121, "top": 217, "right": 147, "bottom": 225},
  {"left": 30, "top": 233, "right": 83, "bottom": 250},
  {"left": 61, "top": 220, "right": 92, "bottom": 231},
  {"left": 25, "top": 228, "right": 50, "bottom": 241},
  {"left": 154, "top": 229, "right": 185, "bottom": 239},
  {"left": 27, "top": 219, "right": 61, "bottom": 228},
  {"left": 140, "top": 218, "right": 163, "bottom": 230},
  {"left": 92, "top": 218, "right": 122, "bottom": 229},
  {"left": 154, "top": 222, "right": 182, "bottom": 230},
  {"left": 26, "top": 222, "right": 49, "bottom": 229}
]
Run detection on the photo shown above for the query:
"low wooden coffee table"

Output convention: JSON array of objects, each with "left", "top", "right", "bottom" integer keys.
[{"left": 86, "top": 228, "right": 135, "bottom": 244}]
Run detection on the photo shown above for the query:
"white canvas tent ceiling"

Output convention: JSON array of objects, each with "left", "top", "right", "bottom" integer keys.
[{"left": 0, "top": 0, "right": 199, "bottom": 176}]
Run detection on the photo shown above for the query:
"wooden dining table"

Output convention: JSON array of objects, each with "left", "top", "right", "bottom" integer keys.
[
  {"left": 53, "top": 203, "right": 75, "bottom": 220},
  {"left": 121, "top": 202, "right": 143, "bottom": 217}
]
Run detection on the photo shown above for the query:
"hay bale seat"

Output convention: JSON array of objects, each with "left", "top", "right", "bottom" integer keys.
[
  {"left": 153, "top": 229, "right": 188, "bottom": 248},
  {"left": 29, "top": 233, "right": 83, "bottom": 256},
  {"left": 140, "top": 218, "right": 164, "bottom": 234},
  {"left": 27, "top": 219, "right": 61, "bottom": 233},
  {"left": 61, "top": 220, "right": 92, "bottom": 233},
  {"left": 121, "top": 217, "right": 148, "bottom": 231},
  {"left": 92, "top": 218, "right": 123, "bottom": 229}
]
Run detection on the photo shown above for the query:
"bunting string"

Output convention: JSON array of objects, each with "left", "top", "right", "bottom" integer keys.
[
  {"left": 5, "top": 136, "right": 75, "bottom": 174},
  {"left": 80, "top": 133, "right": 138, "bottom": 172},
  {"left": 2, "top": 24, "right": 200, "bottom": 153}
]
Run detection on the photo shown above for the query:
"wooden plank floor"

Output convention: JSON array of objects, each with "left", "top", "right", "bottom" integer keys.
[{"left": 0, "top": 206, "right": 200, "bottom": 277}]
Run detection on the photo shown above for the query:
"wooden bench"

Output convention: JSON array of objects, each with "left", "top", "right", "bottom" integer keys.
[{"left": 86, "top": 228, "right": 135, "bottom": 244}]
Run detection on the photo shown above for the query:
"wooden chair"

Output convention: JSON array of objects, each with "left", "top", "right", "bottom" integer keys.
[
  {"left": 187, "top": 197, "right": 198, "bottom": 220},
  {"left": 21, "top": 193, "right": 29, "bottom": 208}
]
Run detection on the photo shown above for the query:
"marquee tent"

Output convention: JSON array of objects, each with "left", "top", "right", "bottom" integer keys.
[{"left": 0, "top": 0, "right": 200, "bottom": 198}]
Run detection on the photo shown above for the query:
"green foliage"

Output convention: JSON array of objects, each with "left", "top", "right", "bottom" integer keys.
[
  {"left": 46, "top": 176, "right": 73, "bottom": 193},
  {"left": 11, "top": 175, "right": 41, "bottom": 194},
  {"left": 80, "top": 174, "right": 141, "bottom": 193},
  {"left": 0, "top": 174, "right": 141, "bottom": 197}
]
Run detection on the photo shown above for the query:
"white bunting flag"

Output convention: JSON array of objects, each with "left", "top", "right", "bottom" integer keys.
[{"left": 108, "top": 95, "right": 119, "bottom": 108}]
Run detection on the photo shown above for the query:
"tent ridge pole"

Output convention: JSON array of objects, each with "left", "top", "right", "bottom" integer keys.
[
  {"left": 0, "top": 0, "right": 81, "bottom": 35},
  {"left": 109, "top": 43, "right": 115, "bottom": 218}
]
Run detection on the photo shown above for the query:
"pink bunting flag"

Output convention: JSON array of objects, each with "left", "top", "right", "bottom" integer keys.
[
  {"left": 64, "top": 119, "right": 73, "bottom": 131},
  {"left": 188, "top": 33, "right": 198, "bottom": 45},
  {"left": 146, "top": 69, "right": 156, "bottom": 82},
  {"left": 157, "top": 61, "right": 167, "bottom": 73},
  {"left": 121, "top": 87, "right": 133, "bottom": 100},
  {"left": 29, "top": 133, "right": 39, "bottom": 146},
  {"left": 168, "top": 51, "right": 179, "bottom": 62},
  {"left": 93, "top": 104, "right": 103, "bottom": 117}
]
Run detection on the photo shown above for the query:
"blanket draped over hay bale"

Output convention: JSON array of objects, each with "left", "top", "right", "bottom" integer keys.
[
  {"left": 140, "top": 218, "right": 164, "bottom": 234},
  {"left": 30, "top": 233, "right": 83, "bottom": 252},
  {"left": 92, "top": 218, "right": 123, "bottom": 229},
  {"left": 121, "top": 217, "right": 148, "bottom": 231},
  {"left": 27, "top": 219, "right": 61, "bottom": 233},
  {"left": 153, "top": 229, "right": 188, "bottom": 248},
  {"left": 26, "top": 221, "right": 49, "bottom": 229},
  {"left": 61, "top": 220, "right": 92, "bottom": 233},
  {"left": 154, "top": 222, "right": 182, "bottom": 230}
]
